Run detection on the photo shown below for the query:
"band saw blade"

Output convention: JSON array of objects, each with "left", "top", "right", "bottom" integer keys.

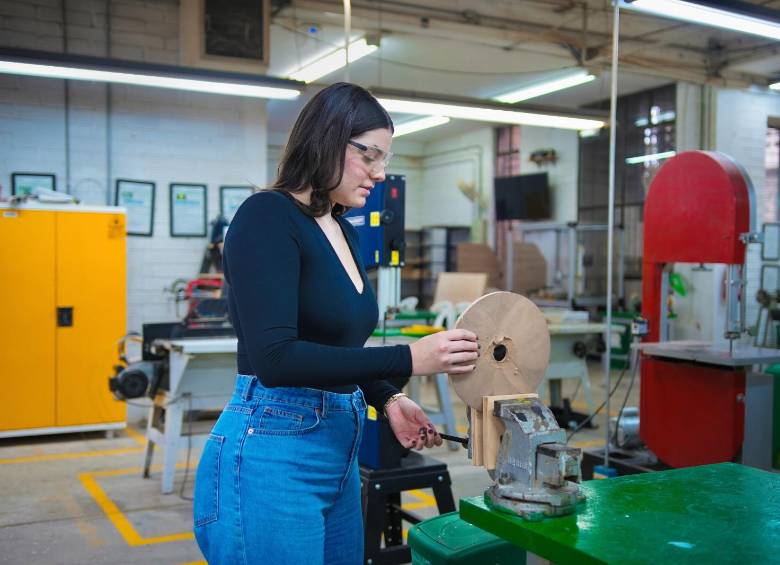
[{"left": 449, "top": 291, "right": 550, "bottom": 410}]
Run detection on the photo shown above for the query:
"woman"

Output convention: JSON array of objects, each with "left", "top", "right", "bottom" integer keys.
[{"left": 193, "top": 83, "right": 478, "bottom": 564}]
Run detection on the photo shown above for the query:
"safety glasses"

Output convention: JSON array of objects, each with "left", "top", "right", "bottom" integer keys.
[{"left": 348, "top": 140, "right": 394, "bottom": 171}]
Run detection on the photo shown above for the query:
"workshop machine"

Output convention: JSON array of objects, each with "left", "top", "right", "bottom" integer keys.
[
  {"left": 452, "top": 291, "right": 585, "bottom": 520},
  {"left": 110, "top": 215, "right": 234, "bottom": 401},
  {"left": 638, "top": 151, "right": 780, "bottom": 469},
  {"left": 344, "top": 174, "right": 405, "bottom": 316},
  {"left": 347, "top": 175, "right": 414, "bottom": 471}
]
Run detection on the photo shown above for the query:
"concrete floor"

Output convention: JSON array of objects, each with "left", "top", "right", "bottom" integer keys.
[{"left": 0, "top": 362, "right": 638, "bottom": 564}]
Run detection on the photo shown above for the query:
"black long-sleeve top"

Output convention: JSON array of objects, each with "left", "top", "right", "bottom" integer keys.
[{"left": 223, "top": 189, "right": 411, "bottom": 408}]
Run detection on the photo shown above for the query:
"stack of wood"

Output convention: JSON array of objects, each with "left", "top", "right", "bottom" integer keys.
[
  {"left": 509, "top": 242, "right": 547, "bottom": 293},
  {"left": 455, "top": 241, "right": 547, "bottom": 293},
  {"left": 456, "top": 243, "right": 503, "bottom": 289}
]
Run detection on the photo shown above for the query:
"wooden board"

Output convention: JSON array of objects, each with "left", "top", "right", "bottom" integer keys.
[
  {"left": 481, "top": 393, "right": 538, "bottom": 471},
  {"left": 469, "top": 394, "right": 538, "bottom": 469},
  {"left": 433, "top": 272, "right": 488, "bottom": 305},
  {"left": 469, "top": 406, "right": 483, "bottom": 467},
  {"left": 509, "top": 242, "right": 547, "bottom": 293},
  {"left": 450, "top": 291, "right": 550, "bottom": 410},
  {"left": 457, "top": 242, "right": 503, "bottom": 289}
]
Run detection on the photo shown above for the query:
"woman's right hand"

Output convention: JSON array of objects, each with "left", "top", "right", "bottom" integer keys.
[{"left": 409, "top": 329, "right": 479, "bottom": 376}]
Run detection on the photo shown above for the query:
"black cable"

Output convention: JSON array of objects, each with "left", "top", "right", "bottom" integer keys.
[
  {"left": 179, "top": 393, "right": 194, "bottom": 501},
  {"left": 566, "top": 362, "right": 629, "bottom": 441},
  {"left": 569, "top": 378, "right": 582, "bottom": 406},
  {"left": 612, "top": 346, "right": 640, "bottom": 446}
]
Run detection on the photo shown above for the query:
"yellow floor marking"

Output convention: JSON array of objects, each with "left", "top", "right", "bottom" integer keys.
[
  {"left": 0, "top": 446, "right": 143, "bottom": 465},
  {"left": 59, "top": 492, "right": 106, "bottom": 548},
  {"left": 89, "top": 465, "right": 152, "bottom": 478},
  {"left": 124, "top": 426, "right": 148, "bottom": 446},
  {"left": 80, "top": 462, "right": 197, "bottom": 546},
  {"left": 401, "top": 488, "right": 436, "bottom": 511},
  {"left": 179, "top": 561, "right": 206, "bottom": 565},
  {"left": 571, "top": 400, "right": 622, "bottom": 418},
  {"left": 0, "top": 426, "right": 149, "bottom": 465},
  {"left": 570, "top": 438, "right": 607, "bottom": 448}
]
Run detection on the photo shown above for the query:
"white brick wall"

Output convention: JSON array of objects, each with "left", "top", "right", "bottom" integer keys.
[
  {"left": 417, "top": 128, "right": 495, "bottom": 245},
  {"left": 518, "top": 125, "right": 579, "bottom": 223},
  {"left": 714, "top": 88, "right": 780, "bottom": 334},
  {"left": 0, "top": 0, "right": 268, "bottom": 333},
  {"left": 675, "top": 82, "right": 702, "bottom": 152},
  {"left": 668, "top": 82, "right": 714, "bottom": 341}
]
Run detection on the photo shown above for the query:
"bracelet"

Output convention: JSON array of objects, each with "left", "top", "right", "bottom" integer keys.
[{"left": 383, "top": 392, "right": 407, "bottom": 417}]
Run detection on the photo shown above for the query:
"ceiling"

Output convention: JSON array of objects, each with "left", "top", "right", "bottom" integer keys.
[{"left": 264, "top": 0, "right": 780, "bottom": 141}]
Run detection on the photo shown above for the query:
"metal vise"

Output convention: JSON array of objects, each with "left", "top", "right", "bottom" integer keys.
[{"left": 486, "top": 397, "right": 584, "bottom": 520}]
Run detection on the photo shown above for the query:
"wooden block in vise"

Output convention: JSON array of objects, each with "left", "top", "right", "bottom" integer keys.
[
  {"left": 471, "top": 393, "right": 539, "bottom": 470},
  {"left": 469, "top": 406, "right": 483, "bottom": 467}
]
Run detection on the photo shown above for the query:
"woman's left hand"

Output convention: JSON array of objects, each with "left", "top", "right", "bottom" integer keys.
[{"left": 385, "top": 396, "right": 443, "bottom": 450}]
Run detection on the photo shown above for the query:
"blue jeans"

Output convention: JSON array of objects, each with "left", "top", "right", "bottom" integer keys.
[{"left": 193, "top": 374, "right": 367, "bottom": 564}]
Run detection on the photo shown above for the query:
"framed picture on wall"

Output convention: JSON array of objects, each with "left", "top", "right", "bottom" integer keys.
[
  {"left": 170, "top": 183, "right": 207, "bottom": 237},
  {"left": 11, "top": 172, "right": 56, "bottom": 196},
  {"left": 115, "top": 179, "right": 155, "bottom": 236},
  {"left": 220, "top": 185, "right": 253, "bottom": 223}
]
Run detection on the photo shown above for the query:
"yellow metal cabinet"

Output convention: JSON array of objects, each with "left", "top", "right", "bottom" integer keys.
[{"left": 0, "top": 204, "right": 127, "bottom": 437}]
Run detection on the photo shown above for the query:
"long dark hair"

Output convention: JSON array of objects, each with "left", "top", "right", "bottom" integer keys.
[{"left": 272, "top": 83, "right": 394, "bottom": 217}]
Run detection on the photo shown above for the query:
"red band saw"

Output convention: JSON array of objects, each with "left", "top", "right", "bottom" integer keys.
[{"left": 638, "top": 151, "right": 779, "bottom": 468}]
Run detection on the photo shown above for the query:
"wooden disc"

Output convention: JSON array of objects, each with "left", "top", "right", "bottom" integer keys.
[{"left": 450, "top": 291, "right": 550, "bottom": 410}]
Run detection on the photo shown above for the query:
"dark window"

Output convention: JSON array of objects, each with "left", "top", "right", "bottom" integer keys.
[{"left": 578, "top": 83, "right": 676, "bottom": 301}]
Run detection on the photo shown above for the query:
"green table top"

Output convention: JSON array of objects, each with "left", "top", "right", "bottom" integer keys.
[
  {"left": 460, "top": 463, "right": 780, "bottom": 565},
  {"left": 391, "top": 310, "right": 437, "bottom": 320}
]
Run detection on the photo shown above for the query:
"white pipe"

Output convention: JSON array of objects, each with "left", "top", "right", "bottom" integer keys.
[
  {"left": 343, "top": 0, "right": 351, "bottom": 82},
  {"left": 604, "top": 0, "right": 620, "bottom": 468}
]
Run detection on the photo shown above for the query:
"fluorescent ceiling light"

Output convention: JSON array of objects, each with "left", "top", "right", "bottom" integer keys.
[
  {"left": 579, "top": 128, "right": 602, "bottom": 138},
  {"left": 378, "top": 97, "right": 605, "bottom": 131},
  {"left": 768, "top": 81, "right": 780, "bottom": 91},
  {"left": 0, "top": 48, "right": 302, "bottom": 99},
  {"left": 0, "top": 61, "right": 300, "bottom": 99},
  {"left": 286, "top": 38, "right": 377, "bottom": 83},
  {"left": 493, "top": 70, "right": 596, "bottom": 104},
  {"left": 625, "top": 150, "right": 676, "bottom": 164},
  {"left": 394, "top": 116, "right": 450, "bottom": 137},
  {"left": 635, "top": 110, "right": 676, "bottom": 127},
  {"left": 620, "top": 0, "right": 780, "bottom": 41}
]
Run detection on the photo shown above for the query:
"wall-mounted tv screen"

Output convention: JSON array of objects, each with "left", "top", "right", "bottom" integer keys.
[{"left": 494, "top": 172, "right": 551, "bottom": 221}]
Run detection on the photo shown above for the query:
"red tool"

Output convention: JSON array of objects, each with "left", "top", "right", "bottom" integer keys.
[{"left": 641, "top": 151, "right": 751, "bottom": 468}]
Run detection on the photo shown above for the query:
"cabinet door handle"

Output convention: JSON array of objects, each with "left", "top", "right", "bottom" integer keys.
[{"left": 57, "top": 307, "right": 74, "bottom": 327}]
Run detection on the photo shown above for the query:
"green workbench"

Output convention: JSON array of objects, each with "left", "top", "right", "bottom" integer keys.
[{"left": 460, "top": 463, "right": 780, "bottom": 564}]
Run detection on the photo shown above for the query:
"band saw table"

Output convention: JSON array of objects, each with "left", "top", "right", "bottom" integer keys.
[{"left": 460, "top": 462, "right": 780, "bottom": 565}]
